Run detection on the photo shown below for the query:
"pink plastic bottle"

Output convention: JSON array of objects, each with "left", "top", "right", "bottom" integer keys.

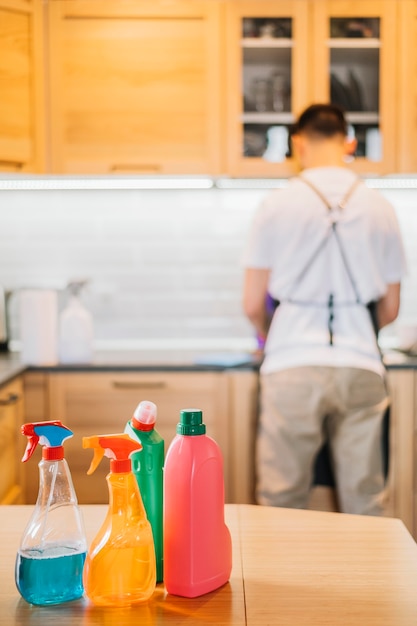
[{"left": 163, "top": 408, "right": 232, "bottom": 598}]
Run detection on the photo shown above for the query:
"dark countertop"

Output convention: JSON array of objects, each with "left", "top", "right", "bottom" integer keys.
[
  {"left": 0, "top": 348, "right": 416, "bottom": 389},
  {"left": 0, "top": 349, "right": 260, "bottom": 388},
  {"left": 0, "top": 353, "right": 27, "bottom": 388}
]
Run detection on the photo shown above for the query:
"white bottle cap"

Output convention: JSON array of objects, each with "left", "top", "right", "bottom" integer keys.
[{"left": 133, "top": 401, "right": 157, "bottom": 430}]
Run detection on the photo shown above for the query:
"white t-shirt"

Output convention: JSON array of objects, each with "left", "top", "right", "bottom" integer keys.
[{"left": 243, "top": 167, "right": 407, "bottom": 376}]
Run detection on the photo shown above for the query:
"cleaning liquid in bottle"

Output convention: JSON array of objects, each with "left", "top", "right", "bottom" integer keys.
[
  {"left": 82, "top": 433, "right": 156, "bottom": 606},
  {"left": 164, "top": 408, "right": 232, "bottom": 598},
  {"left": 58, "top": 279, "right": 94, "bottom": 364},
  {"left": 125, "top": 400, "right": 164, "bottom": 582},
  {"left": 15, "top": 421, "right": 87, "bottom": 606}
]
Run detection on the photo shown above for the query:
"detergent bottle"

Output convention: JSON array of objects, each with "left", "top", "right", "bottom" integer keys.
[
  {"left": 15, "top": 421, "right": 87, "bottom": 606},
  {"left": 58, "top": 279, "right": 94, "bottom": 364},
  {"left": 164, "top": 408, "right": 232, "bottom": 598},
  {"left": 125, "top": 400, "right": 164, "bottom": 582},
  {"left": 82, "top": 433, "right": 156, "bottom": 606}
]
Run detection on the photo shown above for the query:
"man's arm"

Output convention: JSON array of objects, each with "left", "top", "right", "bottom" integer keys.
[
  {"left": 243, "top": 268, "right": 271, "bottom": 339},
  {"left": 377, "top": 283, "right": 401, "bottom": 329}
]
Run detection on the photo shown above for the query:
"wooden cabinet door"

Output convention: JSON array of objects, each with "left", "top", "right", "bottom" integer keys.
[
  {"left": 227, "top": 370, "right": 258, "bottom": 504},
  {"left": 397, "top": 0, "right": 417, "bottom": 173},
  {"left": 0, "top": 0, "right": 44, "bottom": 172},
  {"left": 386, "top": 369, "right": 416, "bottom": 536},
  {"left": 225, "top": 0, "right": 310, "bottom": 177},
  {"left": 0, "top": 377, "right": 24, "bottom": 504},
  {"left": 48, "top": 0, "right": 223, "bottom": 174},
  {"left": 311, "top": 0, "right": 398, "bottom": 175},
  {"left": 47, "top": 371, "right": 230, "bottom": 504}
]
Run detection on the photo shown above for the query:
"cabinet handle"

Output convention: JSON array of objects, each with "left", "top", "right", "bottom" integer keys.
[
  {"left": 0, "top": 160, "right": 24, "bottom": 170},
  {"left": 110, "top": 164, "right": 162, "bottom": 173},
  {"left": 112, "top": 381, "right": 167, "bottom": 390},
  {"left": 0, "top": 393, "right": 20, "bottom": 406}
]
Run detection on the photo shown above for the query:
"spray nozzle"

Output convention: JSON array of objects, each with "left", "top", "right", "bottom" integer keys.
[
  {"left": 66, "top": 278, "right": 88, "bottom": 297},
  {"left": 132, "top": 400, "right": 157, "bottom": 431},
  {"left": 21, "top": 420, "right": 73, "bottom": 462},
  {"left": 83, "top": 433, "right": 142, "bottom": 474}
]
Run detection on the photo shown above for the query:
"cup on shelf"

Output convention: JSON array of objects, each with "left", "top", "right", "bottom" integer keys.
[
  {"left": 365, "top": 128, "right": 382, "bottom": 162},
  {"left": 271, "top": 74, "right": 287, "bottom": 112},
  {"left": 253, "top": 78, "right": 271, "bottom": 112},
  {"left": 263, "top": 126, "right": 289, "bottom": 163}
]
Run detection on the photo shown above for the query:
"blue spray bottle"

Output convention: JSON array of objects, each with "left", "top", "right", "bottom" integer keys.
[{"left": 15, "top": 421, "right": 87, "bottom": 605}]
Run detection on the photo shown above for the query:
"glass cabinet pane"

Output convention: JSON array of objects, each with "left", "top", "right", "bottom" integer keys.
[
  {"left": 241, "top": 17, "right": 293, "bottom": 163},
  {"left": 329, "top": 17, "right": 381, "bottom": 162}
]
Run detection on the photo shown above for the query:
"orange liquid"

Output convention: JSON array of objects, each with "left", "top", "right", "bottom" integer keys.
[{"left": 83, "top": 472, "right": 156, "bottom": 607}]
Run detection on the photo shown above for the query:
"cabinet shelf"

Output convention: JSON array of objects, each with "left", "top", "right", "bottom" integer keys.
[
  {"left": 242, "top": 37, "right": 293, "bottom": 48},
  {"left": 346, "top": 112, "right": 379, "bottom": 124},
  {"left": 327, "top": 38, "right": 381, "bottom": 48},
  {"left": 241, "top": 112, "right": 378, "bottom": 126},
  {"left": 241, "top": 112, "right": 294, "bottom": 124}
]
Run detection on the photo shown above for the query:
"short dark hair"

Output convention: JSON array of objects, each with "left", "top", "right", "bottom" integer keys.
[{"left": 293, "top": 104, "right": 347, "bottom": 138}]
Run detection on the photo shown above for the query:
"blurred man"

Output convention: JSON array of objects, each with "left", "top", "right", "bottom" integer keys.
[{"left": 243, "top": 104, "right": 407, "bottom": 515}]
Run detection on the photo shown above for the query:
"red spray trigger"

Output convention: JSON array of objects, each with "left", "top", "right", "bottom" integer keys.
[
  {"left": 21, "top": 424, "right": 39, "bottom": 463},
  {"left": 83, "top": 433, "right": 142, "bottom": 474},
  {"left": 21, "top": 421, "right": 73, "bottom": 462}
]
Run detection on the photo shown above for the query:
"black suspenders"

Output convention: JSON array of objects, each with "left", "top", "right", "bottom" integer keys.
[{"left": 286, "top": 175, "right": 363, "bottom": 346}]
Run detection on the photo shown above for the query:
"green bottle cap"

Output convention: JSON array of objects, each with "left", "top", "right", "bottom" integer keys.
[{"left": 176, "top": 409, "right": 206, "bottom": 436}]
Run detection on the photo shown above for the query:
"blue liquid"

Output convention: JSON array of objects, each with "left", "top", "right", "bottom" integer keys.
[{"left": 15, "top": 547, "right": 86, "bottom": 605}]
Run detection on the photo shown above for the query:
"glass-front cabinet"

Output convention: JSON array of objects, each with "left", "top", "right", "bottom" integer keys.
[
  {"left": 226, "top": 0, "right": 399, "bottom": 177},
  {"left": 312, "top": 0, "right": 398, "bottom": 174},
  {"left": 225, "top": 1, "right": 309, "bottom": 177}
]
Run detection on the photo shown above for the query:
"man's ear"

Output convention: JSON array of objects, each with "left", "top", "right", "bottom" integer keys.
[
  {"left": 344, "top": 136, "right": 358, "bottom": 157},
  {"left": 291, "top": 133, "right": 303, "bottom": 158}
]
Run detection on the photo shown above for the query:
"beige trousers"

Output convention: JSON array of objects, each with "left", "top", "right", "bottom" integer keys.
[{"left": 256, "top": 366, "right": 389, "bottom": 516}]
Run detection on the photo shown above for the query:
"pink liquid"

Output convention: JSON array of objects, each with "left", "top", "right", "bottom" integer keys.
[{"left": 164, "top": 433, "right": 232, "bottom": 597}]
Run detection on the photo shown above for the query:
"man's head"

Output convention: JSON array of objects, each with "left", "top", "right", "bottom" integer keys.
[{"left": 291, "top": 103, "right": 356, "bottom": 169}]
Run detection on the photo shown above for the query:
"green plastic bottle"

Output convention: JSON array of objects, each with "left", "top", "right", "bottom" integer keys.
[{"left": 125, "top": 400, "right": 164, "bottom": 583}]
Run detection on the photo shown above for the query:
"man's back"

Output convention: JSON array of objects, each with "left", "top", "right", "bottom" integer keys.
[{"left": 244, "top": 166, "right": 406, "bottom": 375}]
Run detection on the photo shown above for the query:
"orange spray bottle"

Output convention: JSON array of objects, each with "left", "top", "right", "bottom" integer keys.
[{"left": 82, "top": 434, "right": 156, "bottom": 607}]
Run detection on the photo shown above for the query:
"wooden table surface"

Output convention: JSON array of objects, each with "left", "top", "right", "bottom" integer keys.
[{"left": 1, "top": 504, "right": 417, "bottom": 625}]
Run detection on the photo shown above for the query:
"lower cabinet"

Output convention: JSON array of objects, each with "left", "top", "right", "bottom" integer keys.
[
  {"left": 386, "top": 368, "right": 417, "bottom": 535},
  {"left": 218, "top": 366, "right": 417, "bottom": 538},
  {"left": 0, "top": 377, "right": 24, "bottom": 504},
  {"left": 26, "top": 370, "right": 231, "bottom": 504},
  {"left": 19, "top": 366, "right": 417, "bottom": 539}
]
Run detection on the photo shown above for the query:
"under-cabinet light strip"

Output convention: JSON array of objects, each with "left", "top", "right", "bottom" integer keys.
[
  {"left": 0, "top": 177, "right": 214, "bottom": 191},
  {"left": 216, "top": 178, "right": 417, "bottom": 190},
  {"left": 1, "top": 177, "right": 417, "bottom": 191}
]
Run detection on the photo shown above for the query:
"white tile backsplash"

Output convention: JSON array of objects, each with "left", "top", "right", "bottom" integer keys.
[{"left": 0, "top": 183, "right": 416, "bottom": 350}]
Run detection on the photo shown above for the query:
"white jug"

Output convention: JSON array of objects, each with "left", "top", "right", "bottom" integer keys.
[{"left": 19, "top": 289, "right": 58, "bottom": 365}]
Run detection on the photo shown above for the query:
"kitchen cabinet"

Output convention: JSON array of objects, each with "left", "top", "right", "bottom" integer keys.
[
  {"left": 47, "top": 0, "right": 223, "bottom": 174},
  {"left": 386, "top": 368, "right": 416, "bottom": 535},
  {"left": 225, "top": 0, "right": 310, "bottom": 177},
  {"left": 225, "top": 0, "right": 403, "bottom": 177},
  {"left": 19, "top": 365, "right": 417, "bottom": 539},
  {"left": 228, "top": 370, "right": 258, "bottom": 504},
  {"left": 44, "top": 370, "right": 230, "bottom": 504},
  {"left": 21, "top": 372, "right": 49, "bottom": 503},
  {"left": 0, "top": 377, "right": 24, "bottom": 504},
  {"left": 397, "top": 0, "right": 417, "bottom": 173},
  {"left": 311, "top": 0, "right": 398, "bottom": 175},
  {"left": 226, "top": 367, "right": 417, "bottom": 536},
  {"left": 0, "top": 0, "right": 44, "bottom": 172}
]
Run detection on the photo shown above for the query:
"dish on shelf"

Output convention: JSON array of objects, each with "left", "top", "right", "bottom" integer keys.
[
  {"left": 348, "top": 70, "right": 364, "bottom": 111},
  {"left": 330, "top": 73, "right": 353, "bottom": 110}
]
